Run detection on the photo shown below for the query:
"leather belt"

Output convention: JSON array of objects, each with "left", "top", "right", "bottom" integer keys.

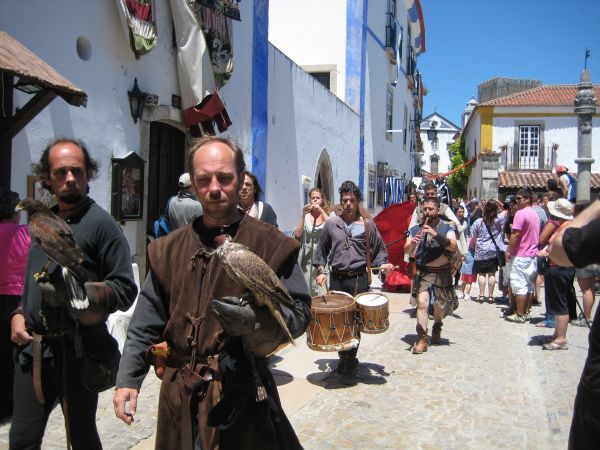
[
  {"left": 331, "top": 269, "right": 366, "bottom": 278},
  {"left": 416, "top": 264, "right": 451, "bottom": 274}
]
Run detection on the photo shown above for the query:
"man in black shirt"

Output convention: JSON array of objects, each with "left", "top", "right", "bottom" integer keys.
[
  {"left": 10, "top": 139, "right": 137, "bottom": 449},
  {"left": 549, "top": 199, "right": 600, "bottom": 449}
]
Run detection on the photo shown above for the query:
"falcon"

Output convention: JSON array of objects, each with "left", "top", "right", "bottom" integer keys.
[
  {"left": 214, "top": 237, "right": 295, "bottom": 344},
  {"left": 16, "top": 199, "right": 86, "bottom": 284}
]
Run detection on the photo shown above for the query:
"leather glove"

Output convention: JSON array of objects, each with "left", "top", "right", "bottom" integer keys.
[
  {"left": 211, "top": 296, "right": 286, "bottom": 357},
  {"left": 64, "top": 268, "right": 115, "bottom": 326},
  {"left": 210, "top": 296, "right": 256, "bottom": 336},
  {"left": 37, "top": 268, "right": 68, "bottom": 308}
]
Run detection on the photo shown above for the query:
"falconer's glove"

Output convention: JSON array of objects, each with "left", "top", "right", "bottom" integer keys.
[
  {"left": 63, "top": 268, "right": 116, "bottom": 327},
  {"left": 37, "top": 267, "right": 69, "bottom": 308},
  {"left": 211, "top": 296, "right": 286, "bottom": 357}
]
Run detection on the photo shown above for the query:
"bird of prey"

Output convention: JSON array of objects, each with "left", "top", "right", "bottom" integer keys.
[
  {"left": 17, "top": 199, "right": 86, "bottom": 285},
  {"left": 213, "top": 237, "right": 295, "bottom": 345}
]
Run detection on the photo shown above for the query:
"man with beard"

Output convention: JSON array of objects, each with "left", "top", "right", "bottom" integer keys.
[
  {"left": 10, "top": 139, "right": 137, "bottom": 449},
  {"left": 404, "top": 196, "right": 458, "bottom": 354},
  {"left": 313, "top": 181, "right": 393, "bottom": 385},
  {"left": 114, "top": 136, "right": 311, "bottom": 449}
]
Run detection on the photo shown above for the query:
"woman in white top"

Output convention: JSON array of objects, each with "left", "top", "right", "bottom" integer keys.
[{"left": 293, "top": 188, "right": 333, "bottom": 296}]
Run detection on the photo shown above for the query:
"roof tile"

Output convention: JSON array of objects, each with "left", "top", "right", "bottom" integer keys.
[
  {"left": 481, "top": 85, "right": 600, "bottom": 107},
  {"left": 498, "top": 171, "right": 600, "bottom": 190}
]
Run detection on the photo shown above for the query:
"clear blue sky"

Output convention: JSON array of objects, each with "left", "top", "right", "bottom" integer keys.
[{"left": 418, "top": 0, "right": 600, "bottom": 126}]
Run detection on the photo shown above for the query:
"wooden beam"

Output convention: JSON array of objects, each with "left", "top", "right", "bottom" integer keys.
[
  {"left": 0, "top": 89, "right": 57, "bottom": 141},
  {"left": 0, "top": 73, "right": 14, "bottom": 189}
]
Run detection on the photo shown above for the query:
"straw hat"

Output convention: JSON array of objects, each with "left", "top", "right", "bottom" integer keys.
[{"left": 547, "top": 198, "right": 574, "bottom": 220}]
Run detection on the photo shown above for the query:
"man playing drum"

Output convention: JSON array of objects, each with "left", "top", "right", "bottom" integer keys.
[
  {"left": 313, "top": 181, "right": 393, "bottom": 385},
  {"left": 404, "top": 196, "right": 458, "bottom": 354}
]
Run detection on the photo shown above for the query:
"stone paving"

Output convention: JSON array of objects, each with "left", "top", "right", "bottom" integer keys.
[{"left": 0, "top": 282, "right": 593, "bottom": 449}]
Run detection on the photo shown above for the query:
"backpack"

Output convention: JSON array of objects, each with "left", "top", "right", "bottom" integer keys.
[{"left": 153, "top": 197, "right": 173, "bottom": 238}]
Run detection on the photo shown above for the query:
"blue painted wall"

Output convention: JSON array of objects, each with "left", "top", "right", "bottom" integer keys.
[{"left": 251, "top": 0, "right": 269, "bottom": 193}]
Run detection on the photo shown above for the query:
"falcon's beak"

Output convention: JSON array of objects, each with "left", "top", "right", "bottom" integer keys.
[{"left": 15, "top": 202, "right": 24, "bottom": 212}]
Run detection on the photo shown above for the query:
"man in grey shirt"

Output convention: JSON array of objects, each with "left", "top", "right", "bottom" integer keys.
[
  {"left": 313, "top": 181, "right": 392, "bottom": 385},
  {"left": 168, "top": 173, "right": 202, "bottom": 229}
]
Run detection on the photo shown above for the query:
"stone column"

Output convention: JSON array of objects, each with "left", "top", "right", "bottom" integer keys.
[
  {"left": 479, "top": 152, "right": 501, "bottom": 200},
  {"left": 574, "top": 69, "right": 596, "bottom": 202}
]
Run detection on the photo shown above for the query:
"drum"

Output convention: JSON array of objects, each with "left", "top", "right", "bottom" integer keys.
[
  {"left": 355, "top": 292, "right": 389, "bottom": 334},
  {"left": 307, "top": 291, "right": 358, "bottom": 352}
]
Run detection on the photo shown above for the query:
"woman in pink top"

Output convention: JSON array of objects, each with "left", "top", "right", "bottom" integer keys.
[{"left": 0, "top": 189, "right": 31, "bottom": 419}]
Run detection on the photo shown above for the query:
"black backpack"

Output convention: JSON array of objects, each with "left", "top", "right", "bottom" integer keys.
[{"left": 153, "top": 197, "right": 173, "bottom": 238}]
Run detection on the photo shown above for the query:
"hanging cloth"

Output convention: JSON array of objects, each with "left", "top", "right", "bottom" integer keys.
[
  {"left": 169, "top": 0, "right": 239, "bottom": 135},
  {"left": 115, "top": 0, "right": 157, "bottom": 57}
]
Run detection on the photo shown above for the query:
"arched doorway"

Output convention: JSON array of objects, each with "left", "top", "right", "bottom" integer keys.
[{"left": 315, "top": 148, "right": 334, "bottom": 205}]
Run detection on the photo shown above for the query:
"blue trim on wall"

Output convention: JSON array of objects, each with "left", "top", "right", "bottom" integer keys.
[
  {"left": 345, "top": 0, "right": 362, "bottom": 112},
  {"left": 366, "top": 26, "right": 385, "bottom": 50},
  {"left": 408, "top": 3, "right": 418, "bottom": 22},
  {"left": 358, "top": 0, "right": 368, "bottom": 193},
  {"left": 251, "top": 0, "right": 269, "bottom": 192}
]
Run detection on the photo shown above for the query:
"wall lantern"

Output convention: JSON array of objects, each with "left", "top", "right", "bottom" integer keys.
[
  {"left": 14, "top": 77, "right": 44, "bottom": 94},
  {"left": 128, "top": 78, "right": 146, "bottom": 123}
]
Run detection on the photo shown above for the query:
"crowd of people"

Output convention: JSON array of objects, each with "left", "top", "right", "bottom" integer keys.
[{"left": 2, "top": 138, "right": 599, "bottom": 449}]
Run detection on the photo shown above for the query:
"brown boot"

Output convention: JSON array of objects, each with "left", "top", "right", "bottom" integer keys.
[
  {"left": 431, "top": 322, "right": 443, "bottom": 345},
  {"left": 412, "top": 324, "right": 429, "bottom": 354}
]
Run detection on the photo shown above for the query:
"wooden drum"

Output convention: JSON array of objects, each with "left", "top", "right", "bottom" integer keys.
[
  {"left": 307, "top": 291, "right": 358, "bottom": 352},
  {"left": 355, "top": 292, "right": 389, "bottom": 334}
]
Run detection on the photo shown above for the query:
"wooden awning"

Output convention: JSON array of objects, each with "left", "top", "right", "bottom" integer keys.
[{"left": 0, "top": 31, "right": 87, "bottom": 107}]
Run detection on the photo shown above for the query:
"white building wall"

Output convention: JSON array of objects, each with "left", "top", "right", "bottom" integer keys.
[
  {"left": 269, "top": 0, "right": 347, "bottom": 102},
  {"left": 463, "top": 114, "right": 481, "bottom": 199},
  {"left": 3, "top": 0, "right": 183, "bottom": 254},
  {"left": 419, "top": 130, "right": 453, "bottom": 175},
  {"left": 266, "top": 48, "right": 359, "bottom": 230}
]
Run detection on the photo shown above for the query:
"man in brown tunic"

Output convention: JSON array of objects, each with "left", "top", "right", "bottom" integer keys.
[{"left": 113, "top": 137, "right": 311, "bottom": 449}]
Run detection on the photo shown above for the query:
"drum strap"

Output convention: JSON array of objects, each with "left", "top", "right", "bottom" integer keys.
[{"left": 365, "top": 219, "right": 372, "bottom": 286}]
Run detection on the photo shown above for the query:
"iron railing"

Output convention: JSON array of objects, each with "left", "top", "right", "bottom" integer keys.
[{"left": 499, "top": 145, "right": 557, "bottom": 171}]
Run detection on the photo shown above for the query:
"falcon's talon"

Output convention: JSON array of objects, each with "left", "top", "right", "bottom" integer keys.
[{"left": 33, "top": 271, "right": 49, "bottom": 283}]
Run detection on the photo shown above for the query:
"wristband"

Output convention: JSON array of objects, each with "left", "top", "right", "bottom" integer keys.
[{"left": 434, "top": 234, "right": 451, "bottom": 248}]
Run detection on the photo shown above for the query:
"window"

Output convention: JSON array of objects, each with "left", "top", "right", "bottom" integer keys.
[
  {"left": 368, "top": 166, "right": 376, "bottom": 209},
  {"left": 310, "top": 72, "right": 330, "bottom": 89},
  {"left": 519, "top": 125, "right": 540, "bottom": 169}
]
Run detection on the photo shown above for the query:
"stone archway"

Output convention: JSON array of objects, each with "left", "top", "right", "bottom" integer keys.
[{"left": 314, "top": 148, "right": 334, "bottom": 205}]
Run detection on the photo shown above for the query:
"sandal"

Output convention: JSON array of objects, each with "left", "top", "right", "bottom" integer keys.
[
  {"left": 477, "top": 296, "right": 484, "bottom": 303},
  {"left": 542, "top": 341, "right": 568, "bottom": 350},
  {"left": 535, "top": 320, "right": 555, "bottom": 328}
]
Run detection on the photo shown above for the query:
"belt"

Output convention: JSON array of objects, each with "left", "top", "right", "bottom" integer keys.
[
  {"left": 416, "top": 264, "right": 451, "bottom": 274},
  {"left": 331, "top": 269, "right": 366, "bottom": 278}
]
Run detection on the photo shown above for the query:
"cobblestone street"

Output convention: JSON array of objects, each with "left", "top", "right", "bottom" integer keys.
[{"left": 0, "top": 285, "right": 592, "bottom": 449}]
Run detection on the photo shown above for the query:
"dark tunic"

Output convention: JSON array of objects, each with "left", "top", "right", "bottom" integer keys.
[{"left": 117, "top": 215, "right": 311, "bottom": 450}]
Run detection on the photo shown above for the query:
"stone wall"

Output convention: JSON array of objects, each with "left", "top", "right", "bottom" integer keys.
[{"left": 478, "top": 77, "right": 542, "bottom": 103}]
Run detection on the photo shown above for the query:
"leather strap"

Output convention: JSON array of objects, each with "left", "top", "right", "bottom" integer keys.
[
  {"left": 32, "top": 332, "right": 45, "bottom": 404},
  {"left": 365, "top": 218, "right": 372, "bottom": 285}
]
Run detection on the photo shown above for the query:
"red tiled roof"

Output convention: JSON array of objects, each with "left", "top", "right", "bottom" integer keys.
[
  {"left": 498, "top": 171, "right": 600, "bottom": 190},
  {"left": 481, "top": 84, "right": 600, "bottom": 107}
]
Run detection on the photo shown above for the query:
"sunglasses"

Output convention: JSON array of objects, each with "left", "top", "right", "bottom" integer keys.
[{"left": 515, "top": 196, "right": 523, "bottom": 200}]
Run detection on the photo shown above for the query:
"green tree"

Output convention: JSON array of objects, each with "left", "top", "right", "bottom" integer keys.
[{"left": 447, "top": 138, "right": 470, "bottom": 198}]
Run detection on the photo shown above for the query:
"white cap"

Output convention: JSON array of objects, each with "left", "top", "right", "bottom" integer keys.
[{"left": 178, "top": 173, "right": 192, "bottom": 188}]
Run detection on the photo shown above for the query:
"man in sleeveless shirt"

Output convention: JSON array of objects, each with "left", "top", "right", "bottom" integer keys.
[{"left": 404, "top": 196, "right": 458, "bottom": 354}]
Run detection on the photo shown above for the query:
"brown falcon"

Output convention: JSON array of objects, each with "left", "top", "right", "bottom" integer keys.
[
  {"left": 214, "top": 237, "right": 295, "bottom": 344},
  {"left": 16, "top": 199, "right": 86, "bottom": 283}
]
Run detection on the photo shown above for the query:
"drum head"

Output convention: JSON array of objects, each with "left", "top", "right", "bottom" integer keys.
[
  {"left": 356, "top": 292, "right": 388, "bottom": 307},
  {"left": 312, "top": 291, "right": 355, "bottom": 309}
]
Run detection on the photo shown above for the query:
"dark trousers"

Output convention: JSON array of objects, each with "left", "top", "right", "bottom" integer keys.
[
  {"left": 329, "top": 272, "right": 368, "bottom": 360},
  {"left": 9, "top": 349, "right": 102, "bottom": 450},
  {"left": 0, "top": 295, "right": 20, "bottom": 418}
]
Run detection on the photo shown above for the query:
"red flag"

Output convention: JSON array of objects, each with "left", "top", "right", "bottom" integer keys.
[{"left": 374, "top": 201, "right": 415, "bottom": 291}]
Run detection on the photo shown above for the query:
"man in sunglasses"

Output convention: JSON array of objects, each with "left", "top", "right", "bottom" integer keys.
[{"left": 505, "top": 188, "right": 540, "bottom": 323}]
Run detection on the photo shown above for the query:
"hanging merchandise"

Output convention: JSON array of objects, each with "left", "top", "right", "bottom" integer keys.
[
  {"left": 169, "top": 0, "right": 241, "bottom": 135},
  {"left": 115, "top": 0, "right": 158, "bottom": 57}
]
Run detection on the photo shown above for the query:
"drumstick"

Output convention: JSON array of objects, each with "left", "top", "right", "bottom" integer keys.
[{"left": 371, "top": 265, "right": 400, "bottom": 270}]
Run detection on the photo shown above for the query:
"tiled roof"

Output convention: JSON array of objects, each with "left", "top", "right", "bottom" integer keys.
[
  {"left": 481, "top": 84, "right": 600, "bottom": 107},
  {"left": 498, "top": 171, "right": 600, "bottom": 190},
  {"left": 0, "top": 31, "right": 87, "bottom": 107}
]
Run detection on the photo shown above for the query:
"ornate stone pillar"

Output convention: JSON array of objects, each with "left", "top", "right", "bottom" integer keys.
[
  {"left": 574, "top": 69, "right": 596, "bottom": 202},
  {"left": 479, "top": 153, "right": 500, "bottom": 200}
]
